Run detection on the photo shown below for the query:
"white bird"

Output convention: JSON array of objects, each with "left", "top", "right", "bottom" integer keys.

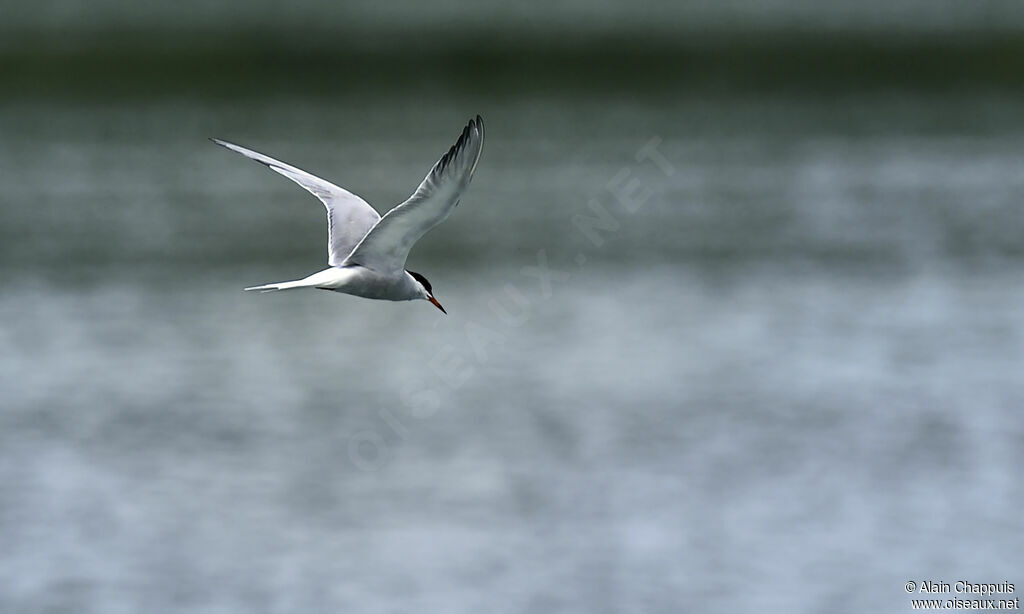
[{"left": 212, "top": 115, "right": 485, "bottom": 314}]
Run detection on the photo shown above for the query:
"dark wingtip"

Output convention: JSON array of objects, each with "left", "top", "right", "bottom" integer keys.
[{"left": 475, "top": 115, "right": 484, "bottom": 139}]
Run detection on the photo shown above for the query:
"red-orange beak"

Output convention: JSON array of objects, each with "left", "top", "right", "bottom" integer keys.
[{"left": 428, "top": 296, "right": 447, "bottom": 314}]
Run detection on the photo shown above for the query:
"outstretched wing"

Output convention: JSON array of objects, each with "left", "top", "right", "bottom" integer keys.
[
  {"left": 342, "top": 116, "right": 484, "bottom": 274},
  {"left": 211, "top": 138, "right": 381, "bottom": 266}
]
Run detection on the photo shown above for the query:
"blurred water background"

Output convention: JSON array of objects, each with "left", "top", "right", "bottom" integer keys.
[{"left": 2, "top": 2, "right": 1023, "bottom": 612}]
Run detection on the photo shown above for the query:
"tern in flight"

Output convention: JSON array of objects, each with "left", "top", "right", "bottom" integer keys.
[{"left": 212, "top": 115, "right": 485, "bottom": 314}]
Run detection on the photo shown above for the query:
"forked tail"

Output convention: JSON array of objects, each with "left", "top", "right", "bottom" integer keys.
[
  {"left": 244, "top": 268, "right": 344, "bottom": 293},
  {"left": 243, "top": 279, "right": 311, "bottom": 293}
]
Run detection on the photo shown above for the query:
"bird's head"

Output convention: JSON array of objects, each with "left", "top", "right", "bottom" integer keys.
[{"left": 408, "top": 270, "right": 446, "bottom": 314}]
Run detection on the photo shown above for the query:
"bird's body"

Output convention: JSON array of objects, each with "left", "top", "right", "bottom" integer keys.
[
  {"left": 247, "top": 265, "right": 421, "bottom": 301},
  {"left": 213, "top": 115, "right": 485, "bottom": 314}
]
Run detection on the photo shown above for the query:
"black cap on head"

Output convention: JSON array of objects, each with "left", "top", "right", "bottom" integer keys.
[{"left": 407, "top": 270, "right": 432, "bottom": 294}]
